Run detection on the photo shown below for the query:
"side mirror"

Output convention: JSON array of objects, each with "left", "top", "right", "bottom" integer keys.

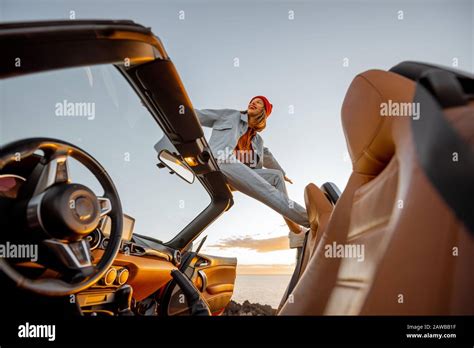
[{"left": 158, "top": 149, "right": 195, "bottom": 184}]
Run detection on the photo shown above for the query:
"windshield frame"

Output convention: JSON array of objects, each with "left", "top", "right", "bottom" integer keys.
[{"left": 0, "top": 19, "right": 233, "bottom": 251}]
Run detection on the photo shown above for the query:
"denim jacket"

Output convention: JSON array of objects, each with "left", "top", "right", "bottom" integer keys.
[{"left": 194, "top": 108, "right": 286, "bottom": 175}]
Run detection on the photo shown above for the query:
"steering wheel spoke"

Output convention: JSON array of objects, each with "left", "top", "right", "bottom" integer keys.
[
  {"left": 43, "top": 238, "right": 92, "bottom": 269},
  {"left": 98, "top": 196, "right": 112, "bottom": 217},
  {"left": 33, "top": 154, "right": 71, "bottom": 196}
]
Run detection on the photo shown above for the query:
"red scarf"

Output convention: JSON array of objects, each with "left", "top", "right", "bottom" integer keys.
[{"left": 234, "top": 112, "right": 266, "bottom": 164}]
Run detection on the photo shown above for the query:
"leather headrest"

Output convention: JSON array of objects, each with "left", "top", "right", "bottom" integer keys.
[{"left": 341, "top": 70, "right": 416, "bottom": 175}]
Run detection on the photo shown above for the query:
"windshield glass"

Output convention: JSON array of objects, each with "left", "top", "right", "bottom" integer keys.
[{"left": 0, "top": 64, "right": 211, "bottom": 242}]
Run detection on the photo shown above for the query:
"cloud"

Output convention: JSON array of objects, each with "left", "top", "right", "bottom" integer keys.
[{"left": 208, "top": 235, "right": 289, "bottom": 253}]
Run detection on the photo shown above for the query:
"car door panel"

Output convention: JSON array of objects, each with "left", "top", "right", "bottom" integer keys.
[
  {"left": 192, "top": 254, "right": 237, "bottom": 314},
  {"left": 162, "top": 252, "right": 237, "bottom": 316}
]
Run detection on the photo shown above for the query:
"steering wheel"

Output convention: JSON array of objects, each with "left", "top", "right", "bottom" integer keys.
[{"left": 0, "top": 138, "right": 123, "bottom": 296}]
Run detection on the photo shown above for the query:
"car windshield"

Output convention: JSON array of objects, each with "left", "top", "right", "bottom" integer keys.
[{"left": 0, "top": 64, "right": 211, "bottom": 242}]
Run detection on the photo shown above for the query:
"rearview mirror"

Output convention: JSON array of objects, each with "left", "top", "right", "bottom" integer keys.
[{"left": 158, "top": 150, "right": 195, "bottom": 184}]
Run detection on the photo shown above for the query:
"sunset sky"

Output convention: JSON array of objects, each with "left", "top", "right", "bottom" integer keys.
[{"left": 1, "top": 0, "right": 472, "bottom": 274}]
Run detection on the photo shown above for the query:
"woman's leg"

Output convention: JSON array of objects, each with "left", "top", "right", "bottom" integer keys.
[
  {"left": 219, "top": 162, "right": 310, "bottom": 228},
  {"left": 252, "top": 168, "right": 305, "bottom": 233}
]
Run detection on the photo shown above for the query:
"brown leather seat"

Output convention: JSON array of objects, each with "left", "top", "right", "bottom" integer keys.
[{"left": 279, "top": 67, "right": 474, "bottom": 315}]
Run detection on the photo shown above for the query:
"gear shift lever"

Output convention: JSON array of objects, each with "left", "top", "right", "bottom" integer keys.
[{"left": 115, "top": 284, "right": 134, "bottom": 316}]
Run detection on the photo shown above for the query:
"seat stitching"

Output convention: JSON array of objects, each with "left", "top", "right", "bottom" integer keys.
[{"left": 351, "top": 74, "right": 386, "bottom": 166}]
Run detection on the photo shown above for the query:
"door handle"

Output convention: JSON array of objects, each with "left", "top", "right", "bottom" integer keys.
[{"left": 197, "top": 270, "right": 208, "bottom": 292}]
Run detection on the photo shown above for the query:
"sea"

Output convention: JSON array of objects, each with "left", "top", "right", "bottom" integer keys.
[{"left": 231, "top": 274, "right": 292, "bottom": 309}]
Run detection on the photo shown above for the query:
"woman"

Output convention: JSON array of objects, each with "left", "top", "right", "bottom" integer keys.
[{"left": 195, "top": 96, "right": 310, "bottom": 242}]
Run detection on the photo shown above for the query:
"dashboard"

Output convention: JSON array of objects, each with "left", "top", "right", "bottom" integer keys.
[
  {"left": 99, "top": 214, "right": 135, "bottom": 242},
  {"left": 87, "top": 213, "right": 180, "bottom": 264}
]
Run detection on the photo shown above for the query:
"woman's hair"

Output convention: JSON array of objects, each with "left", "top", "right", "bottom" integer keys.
[{"left": 240, "top": 109, "right": 267, "bottom": 132}]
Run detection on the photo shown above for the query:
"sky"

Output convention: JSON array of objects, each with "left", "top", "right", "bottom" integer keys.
[{"left": 1, "top": 0, "right": 473, "bottom": 272}]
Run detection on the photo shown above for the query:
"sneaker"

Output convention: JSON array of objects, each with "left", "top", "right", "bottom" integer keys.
[{"left": 288, "top": 227, "right": 309, "bottom": 248}]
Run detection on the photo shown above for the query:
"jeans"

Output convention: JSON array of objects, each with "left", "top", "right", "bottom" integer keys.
[{"left": 218, "top": 162, "right": 310, "bottom": 228}]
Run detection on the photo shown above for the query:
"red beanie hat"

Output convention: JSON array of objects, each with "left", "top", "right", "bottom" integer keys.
[{"left": 250, "top": 95, "right": 273, "bottom": 117}]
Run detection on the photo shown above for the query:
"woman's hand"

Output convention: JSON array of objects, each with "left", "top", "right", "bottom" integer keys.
[{"left": 284, "top": 176, "right": 293, "bottom": 184}]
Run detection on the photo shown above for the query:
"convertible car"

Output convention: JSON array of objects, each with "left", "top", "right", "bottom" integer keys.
[{"left": 0, "top": 20, "right": 472, "bottom": 317}]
